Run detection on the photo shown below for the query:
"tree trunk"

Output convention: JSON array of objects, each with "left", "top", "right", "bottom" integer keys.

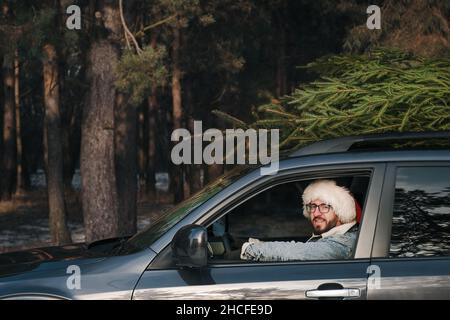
[
  {"left": 185, "top": 79, "right": 202, "bottom": 194},
  {"left": 42, "top": 43, "right": 72, "bottom": 245},
  {"left": 14, "top": 49, "right": 25, "bottom": 195},
  {"left": 1, "top": 54, "right": 16, "bottom": 201},
  {"left": 170, "top": 21, "right": 184, "bottom": 203},
  {"left": 275, "top": 10, "right": 288, "bottom": 98},
  {"left": 62, "top": 122, "right": 74, "bottom": 189},
  {"left": 146, "top": 33, "right": 158, "bottom": 199},
  {"left": 43, "top": 113, "right": 49, "bottom": 181},
  {"left": 203, "top": 118, "right": 223, "bottom": 184},
  {"left": 115, "top": 93, "right": 137, "bottom": 236},
  {"left": 81, "top": 39, "right": 120, "bottom": 243},
  {"left": 59, "top": 58, "right": 74, "bottom": 190},
  {"left": 21, "top": 92, "right": 33, "bottom": 189},
  {"left": 205, "top": 163, "right": 223, "bottom": 184},
  {"left": 137, "top": 103, "right": 147, "bottom": 198},
  {"left": 187, "top": 117, "right": 202, "bottom": 194},
  {"left": 146, "top": 93, "right": 157, "bottom": 199},
  {"left": 116, "top": 0, "right": 137, "bottom": 236},
  {"left": 81, "top": 0, "right": 121, "bottom": 242},
  {"left": 276, "top": 39, "right": 287, "bottom": 97},
  {"left": 0, "top": 54, "right": 3, "bottom": 170}
]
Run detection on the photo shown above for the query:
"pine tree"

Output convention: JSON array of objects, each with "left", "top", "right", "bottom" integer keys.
[
  {"left": 344, "top": 0, "right": 450, "bottom": 58},
  {"left": 215, "top": 49, "right": 450, "bottom": 152}
]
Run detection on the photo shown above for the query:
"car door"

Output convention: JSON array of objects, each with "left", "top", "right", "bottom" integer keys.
[
  {"left": 369, "top": 163, "right": 450, "bottom": 299},
  {"left": 133, "top": 163, "right": 386, "bottom": 300}
]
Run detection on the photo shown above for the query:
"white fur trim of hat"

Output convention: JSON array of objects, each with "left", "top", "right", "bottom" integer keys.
[{"left": 302, "top": 179, "right": 356, "bottom": 224}]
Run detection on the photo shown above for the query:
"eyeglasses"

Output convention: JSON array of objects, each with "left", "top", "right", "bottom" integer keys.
[{"left": 305, "top": 203, "right": 332, "bottom": 214}]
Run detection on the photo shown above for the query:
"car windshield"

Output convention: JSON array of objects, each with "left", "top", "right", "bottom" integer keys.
[{"left": 125, "top": 165, "right": 255, "bottom": 250}]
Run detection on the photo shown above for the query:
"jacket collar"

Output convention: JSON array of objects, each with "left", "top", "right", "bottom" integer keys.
[{"left": 309, "top": 221, "right": 357, "bottom": 240}]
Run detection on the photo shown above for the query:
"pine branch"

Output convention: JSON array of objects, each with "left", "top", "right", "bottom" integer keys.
[{"left": 215, "top": 49, "right": 450, "bottom": 152}]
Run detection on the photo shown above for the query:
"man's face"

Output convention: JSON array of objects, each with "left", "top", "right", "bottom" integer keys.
[{"left": 308, "top": 199, "right": 341, "bottom": 235}]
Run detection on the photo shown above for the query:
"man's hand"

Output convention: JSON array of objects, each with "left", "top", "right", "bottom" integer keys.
[{"left": 240, "top": 237, "right": 263, "bottom": 260}]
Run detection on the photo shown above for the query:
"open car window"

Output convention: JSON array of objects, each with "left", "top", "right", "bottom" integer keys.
[{"left": 206, "top": 174, "right": 371, "bottom": 263}]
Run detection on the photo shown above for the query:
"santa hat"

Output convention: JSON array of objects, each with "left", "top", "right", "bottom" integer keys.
[{"left": 302, "top": 179, "right": 356, "bottom": 224}]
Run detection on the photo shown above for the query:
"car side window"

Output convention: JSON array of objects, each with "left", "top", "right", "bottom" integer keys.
[
  {"left": 207, "top": 174, "right": 370, "bottom": 262},
  {"left": 227, "top": 182, "right": 313, "bottom": 240},
  {"left": 389, "top": 167, "right": 450, "bottom": 258}
]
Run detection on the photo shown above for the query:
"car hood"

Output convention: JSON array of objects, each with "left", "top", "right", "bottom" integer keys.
[{"left": 0, "top": 242, "right": 111, "bottom": 278}]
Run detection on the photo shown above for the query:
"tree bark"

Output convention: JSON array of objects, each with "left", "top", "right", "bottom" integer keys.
[
  {"left": 146, "top": 93, "right": 157, "bottom": 199},
  {"left": 1, "top": 54, "right": 16, "bottom": 201},
  {"left": 0, "top": 54, "right": 3, "bottom": 169},
  {"left": 59, "top": 57, "right": 74, "bottom": 189},
  {"left": 115, "top": 93, "right": 137, "bottom": 236},
  {"left": 187, "top": 117, "right": 202, "bottom": 194},
  {"left": 276, "top": 36, "right": 287, "bottom": 97},
  {"left": 137, "top": 103, "right": 147, "bottom": 198},
  {"left": 42, "top": 43, "right": 72, "bottom": 245},
  {"left": 14, "top": 49, "right": 25, "bottom": 194},
  {"left": 60, "top": 0, "right": 84, "bottom": 190},
  {"left": 62, "top": 120, "right": 74, "bottom": 189},
  {"left": 185, "top": 79, "right": 202, "bottom": 195},
  {"left": 145, "top": 33, "right": 158, "bottom": 199},
  {"left": 275, "top": 8, "right": 288, "bottom": 98},
  {"left": 205, "top": 163, "right": 223, "bottom": 184},
  {"left": 203, "top": 118, "right": 223, "bottom": 184},
  {"left": 80, "top": 0, "right": 128, "bottom": 242},
  {"left": 170, "top": 20, "right": 184, "bottom": 203},
  {"left": 81, "top": 40, "right": 120, "bottom": 243},
  {"left": 81, "top": 0, "right": 131, "bottom": 242}
]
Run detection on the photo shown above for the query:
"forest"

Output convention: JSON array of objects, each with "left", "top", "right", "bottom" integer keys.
[{"left": 0, "top": 0, "right": 449, "bottom": 251}]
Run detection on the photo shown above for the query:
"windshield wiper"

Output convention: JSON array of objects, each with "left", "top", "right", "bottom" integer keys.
[{"left": 87, "top": 236, "right": 131, "bottom": 254}]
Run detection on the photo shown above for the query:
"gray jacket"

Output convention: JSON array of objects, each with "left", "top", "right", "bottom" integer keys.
[{"left": 240, "top": 222, "right": 358, "bottom": 262}]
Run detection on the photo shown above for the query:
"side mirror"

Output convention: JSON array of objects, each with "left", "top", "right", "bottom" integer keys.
[{"left": 172, "top": 224, "right": 208, "bottom": 268}]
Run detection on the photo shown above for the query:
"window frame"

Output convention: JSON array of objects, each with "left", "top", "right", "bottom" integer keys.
[
  {"left": 149, "top": 162, "right": 386, "bottom": 270},
  {"left": 204, "top": 170, "right": 376, "bottom": 266},
  {"left": 371, "top": 161, "right": 450, "bottom": 260},
  {"left": 206, "top": 172, "right": 372, "bottom": 254}
]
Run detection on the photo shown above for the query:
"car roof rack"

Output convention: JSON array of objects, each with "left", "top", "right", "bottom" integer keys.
[{"left": 289, "top": 131, "right": 450, "bottom": 157}]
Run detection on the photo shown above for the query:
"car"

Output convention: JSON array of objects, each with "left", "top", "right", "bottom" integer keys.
[{"left": 1, "top": 131, "right": 450, "bottom": 300}]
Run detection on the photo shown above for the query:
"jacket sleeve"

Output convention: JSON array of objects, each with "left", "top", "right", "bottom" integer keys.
[{"left": 240, "top": 232, "right": 357, "bottom": 262}]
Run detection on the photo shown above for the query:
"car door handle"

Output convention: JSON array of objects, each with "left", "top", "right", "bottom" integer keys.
[{"left": 305, "top": 288, "right": 360, "bottom": 298}]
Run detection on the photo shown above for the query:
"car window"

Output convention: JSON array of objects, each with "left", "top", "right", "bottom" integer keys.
[
  {"left": 389, "top": 167, "right": 450, "bottom": 258},
  {"left": 207, "top": 174, "right": 370, "bottom": 262},
  {"left": 227, "top": 182, "right": 313, "bottom": 239}
]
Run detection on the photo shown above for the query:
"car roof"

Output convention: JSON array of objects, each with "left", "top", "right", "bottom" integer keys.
[
  {"left": 282, "top": 149, "right": 450, "bottom": 170},
  {"left": 270, "top": 131, "right": 450, "bottom": 171},
  {"left": 288, "top": 131, "right": 450, "bottom": 158}
]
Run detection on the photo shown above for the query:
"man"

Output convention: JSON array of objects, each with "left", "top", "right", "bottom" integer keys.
[{"left": 240, "top": 179, "right": 359, "bottom": 261}]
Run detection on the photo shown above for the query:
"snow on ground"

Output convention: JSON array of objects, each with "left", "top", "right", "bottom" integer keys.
[
  {"left": 0, "top": 170, "right": 173, "bottom": 253},
  {"left": 30, "top": 169, "right": 170, "bottom": 192},
  {"left": 0, "top": 215, "right": 155, "bottom": 252},
  {"left": 0, "top": 204, "right": 171, "bottom": 253}
]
